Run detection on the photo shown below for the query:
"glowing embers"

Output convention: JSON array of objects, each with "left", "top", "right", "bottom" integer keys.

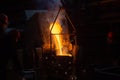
[{"left": 50, "top": 22, "right": 72, "bottom": 57}]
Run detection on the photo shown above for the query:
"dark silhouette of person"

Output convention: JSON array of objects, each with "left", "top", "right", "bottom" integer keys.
[
  {"left": 0, "top": 13, "right": 23, "bottom": 80},
  {"left": 0, "top": 13, "right": 10, "bottom": 80}
]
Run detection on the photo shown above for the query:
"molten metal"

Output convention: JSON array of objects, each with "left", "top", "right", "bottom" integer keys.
[{"left": 50, "top": 22, "right": 72, "bottom": 57}]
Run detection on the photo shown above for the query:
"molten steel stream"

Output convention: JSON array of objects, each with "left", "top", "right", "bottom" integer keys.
[{"left": 50, "top": 22, "right": 72, "bottom": 57}]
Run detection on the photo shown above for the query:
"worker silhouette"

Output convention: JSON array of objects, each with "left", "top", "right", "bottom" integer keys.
[{"left": 0, "top": 13, "right": 23, "bottom": 80}]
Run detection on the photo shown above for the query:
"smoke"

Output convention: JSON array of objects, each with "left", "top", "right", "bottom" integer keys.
[
  {"left": 34, "top": 0, "right": 68, "bottom": 50},
  {"left": 35, "top": 0, "right": 62, "bottom": 10},
  {"left": 47, "top": 0, "right": 62, "bottom": 10}
]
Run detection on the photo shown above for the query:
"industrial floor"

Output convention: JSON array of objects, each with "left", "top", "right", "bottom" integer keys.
[
  {"left": 5, "top": 51, "right": 120, "bottom": 80},
  {"left": 7, "top": 64, "right": 120, "bottom": 80}
]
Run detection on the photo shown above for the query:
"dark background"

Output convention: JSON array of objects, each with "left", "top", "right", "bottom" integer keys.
[
  {"left": 0, "top": 0, "right": 120, "bottom": 65},
  {"left": 0, "top": 0, "right": 120, "bottom": 79}
]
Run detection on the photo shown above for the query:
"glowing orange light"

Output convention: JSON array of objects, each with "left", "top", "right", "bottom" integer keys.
[{"left": 50, "top": 22, "right": 72, "bottom": 57}]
